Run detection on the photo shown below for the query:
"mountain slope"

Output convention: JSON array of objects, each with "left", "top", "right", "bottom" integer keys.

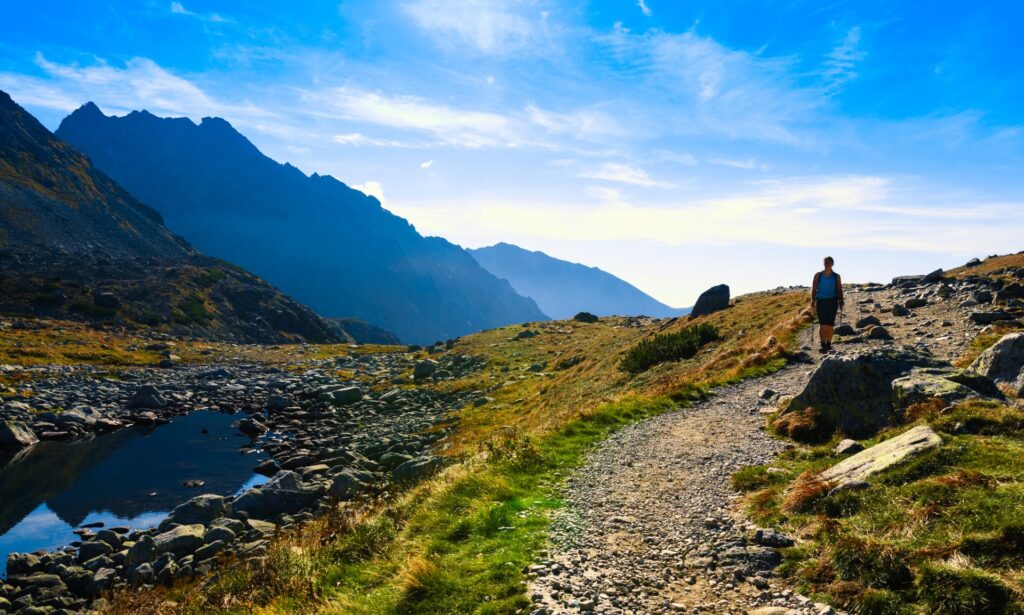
[
  {"left": 0, "top": 89, "right": 343, "bottom": 344},
  {"left": 470, "top": 242, "right": 688, "bottom": 319},
  {"left": 56, "top": 105, "right": 547, "bottom": 344}
]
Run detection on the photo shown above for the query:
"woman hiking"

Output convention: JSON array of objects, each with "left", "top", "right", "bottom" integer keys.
[{"left": 811, "top": 256, "right": 844, "bottom": 352}]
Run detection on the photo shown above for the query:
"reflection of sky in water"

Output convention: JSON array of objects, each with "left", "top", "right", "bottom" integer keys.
[{"left": 0, "top": 411, "right": 268, "bottom": 577}]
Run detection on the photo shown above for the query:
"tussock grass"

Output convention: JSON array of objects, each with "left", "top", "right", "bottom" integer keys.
[{"left": 737, "top": 401, "right": 1024, "bottom": 613}]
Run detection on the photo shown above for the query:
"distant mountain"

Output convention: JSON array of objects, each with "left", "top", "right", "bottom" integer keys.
[
  {"left": 56, "top": 105, "right": 547, "bottom": 344},
  {"left": 0, "top": 89, "right": 344, "bottom": 344},
  {"left": 470, "top": 243, "right": 689, "bottom": 319}
]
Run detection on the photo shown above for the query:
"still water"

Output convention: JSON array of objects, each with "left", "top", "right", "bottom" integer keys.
[{"left": 0, "top": 410, "right": 267, "bottom": 576}]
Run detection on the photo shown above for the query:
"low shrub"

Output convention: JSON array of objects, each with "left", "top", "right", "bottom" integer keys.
[
  {"left": 773, "top": 406, "right": 830, "bottom": 443},
  {"left": 619, "top": 323, "right": 720, "bottom": 374}
]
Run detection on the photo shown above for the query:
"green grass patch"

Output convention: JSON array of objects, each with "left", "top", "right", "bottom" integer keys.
[
  {"left": 620, "top": 323, "right": 720, "bottom": 374},
  {"left": 736, "top": 402, "right": 1024, "bottom": 613}
]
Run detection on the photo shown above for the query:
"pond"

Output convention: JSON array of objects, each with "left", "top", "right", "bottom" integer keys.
[{"left": 0, "top": 410, "right": 267, "bottom": 577}]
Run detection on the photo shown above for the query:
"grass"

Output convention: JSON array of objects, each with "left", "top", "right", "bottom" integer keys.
[
  {"left": 107, "top": 289, "right": 812, "bottom": 614},
  {"left": 735, "top": 400, "right": 1024, "bottom": 613}
]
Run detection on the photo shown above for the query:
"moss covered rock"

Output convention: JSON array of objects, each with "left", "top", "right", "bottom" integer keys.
[{"left": 778, "top": 346, "right": 944, "bottom": 439}]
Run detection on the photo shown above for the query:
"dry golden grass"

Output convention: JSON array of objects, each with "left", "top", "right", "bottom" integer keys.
[
  {"left": 782, "top": 469, "right": 831, "bottom": 513},
  {"left": 947, "top": 252, "right": 1024, "bottom": 279},
  {"left": 447, "top": 290, "right": 809, "bottom": 453}
]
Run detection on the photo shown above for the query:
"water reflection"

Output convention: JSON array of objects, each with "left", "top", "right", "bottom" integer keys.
[{"left": 0, "top": 411, "right": 267, "bottom": 576}]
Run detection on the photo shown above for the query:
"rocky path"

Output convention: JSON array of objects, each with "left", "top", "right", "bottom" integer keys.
[
  {"left": 529, "top": 273, "right": 1009, "bottom": 615},
  {"left": 529, "top": 332, "right": 823, "bottom": 615}
]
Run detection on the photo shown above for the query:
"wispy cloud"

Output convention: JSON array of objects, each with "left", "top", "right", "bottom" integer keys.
[
  {"left": 402, "top": 0, "right": 553, "bottom": 55},
  {"left": 169, "top": 1, "right": 229, "bottom": 23},
  {"left": 332, "top": 132, "right": 419, "bottom": 148},
  {"left": 822, "top": 26, "right": 866, "bottom": 91},
  {"left": 352, "top": 181, "right": 385, "bottom": 203},
  {"left": 1, "top": 54, "right": 272, "bottom": 123},
  {"left": 309, "top": 87, "right": 516, "bottom": 148},
  {"left": 577, "top": 162, "right": 673, "bottom": 188},
  {"left": 637, "top": 0, "right": 652, "bottom": 17},
  {"left": 420, "top": 159, "right": 433, "bottom": 169},
  {"left": 709, "top": 156, "right": 770, "bottom": 171}
]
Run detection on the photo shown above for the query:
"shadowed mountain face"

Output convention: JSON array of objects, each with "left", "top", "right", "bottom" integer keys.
[
  {"left": 56, "top": 105, "right": 548, "bottom": 344},
  {"left": 470, "top": 243, "right": 689, "bottom": 320},
  {"left": 0, "top": 90, "right": 343, "bottom": 343}
]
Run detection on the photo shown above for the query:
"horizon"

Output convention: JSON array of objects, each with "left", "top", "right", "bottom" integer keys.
[{"left": 3, "top": 1, "right": 1023, "bottom": 307}]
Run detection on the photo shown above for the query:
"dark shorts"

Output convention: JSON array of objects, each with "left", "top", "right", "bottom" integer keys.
[{"left": 816, "top": 298, "right": 839, "bottom": 326}]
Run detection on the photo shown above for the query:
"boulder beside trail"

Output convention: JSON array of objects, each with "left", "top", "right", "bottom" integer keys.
[
  {"left": 819, "top": 425, "right": 942, "bottom": 488},
  {"left": 688, "top": 284, "right": 730, "bottom": 319},
  {"left": 778, "top": 346, "right": 944, "bottom": 439},
  {"left": 891, "top": 368, "right": 982, "bottom": 407},
  {"left": 970, "top": 332, "right": 1024, "bottom": 397}
]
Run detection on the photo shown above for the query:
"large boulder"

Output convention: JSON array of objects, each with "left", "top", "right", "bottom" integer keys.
[
  {"left": 327, "top": 386, "right": 363, "bottom": 405},
  {"left": 231, "top": 470, "right": 319, "bottom": 520},
  {"left": 819, "top": 425, "right": 942, "bottom": 488},
  {"left": 777, "top": 346, "right": 944, "bottom": 439},
  {"left": 130, "top": 384, "right": 167, "bottom": 409},
  {"left": 688, "top": 284, "right": 730, "bottom": 319},
  {"left": 165, "top": 494, "right": 227, "bottom": 527},
  {"left": 0, "top": 421, "right": 38, "bottom": 449},
  {"left": 413, "top": 360, "right": 438, "bottom": 381},
  {"left": 391, "top": 456, "right": 448, "bottom": 483},
  {"left": 970, "top": 332, "right": 1024, "bottom": 396},
  {"left": 153, "top": 524, "right": 205, "bottom": 557}
]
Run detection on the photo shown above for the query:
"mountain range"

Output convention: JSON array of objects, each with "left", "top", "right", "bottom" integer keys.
[
  {"left": 470, "top": 243, "right": 689, "bottom": 319},
  {"left": 0, "top": 89, "right": 352, "bottom": 344},
  {"left": 55, "top": 104, "right": 547, "bottom": 344}
]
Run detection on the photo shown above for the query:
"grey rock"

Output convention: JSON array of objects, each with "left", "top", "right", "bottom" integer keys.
[
  {"left": 779, "top": 346, "right": 943, "bottom": 437},
  {"left": 130, "top": 384, "right": 167, "bottom": 409},
  {"left": 153, "top": 524, "right": 205, "bottom": 557},
  {"left": 413, "top": 360, "right": 438, "bottom": 380},
  {"left": 834, "top": 439, "right": 864, "bottom": 455},
  {"left": 0, "top": 421, "right": 38, "bottom": 449},
  {"left": 689, "top": 284, "right": 730, "bottom": 319},
  {"left": 391, "top": 456, "right": 448, "bottom": 483},
  {"left": 970, "top": 332, "right": 1024, "bottom": 395},
  {"left": 819, "top": 425, "right": 942, "bottom": 488},
  {"left": 166, "top": 494, "right": 227, "bottom": 527},
  {"left": 125, "top": 535, "right": 156, "bottom": 567},
  {"left": 855, "top": 315, "right": 880, "bottom": 329}
]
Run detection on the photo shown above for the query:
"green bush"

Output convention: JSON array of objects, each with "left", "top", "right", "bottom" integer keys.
[
  {"left": 620, "top": 323, "right": 720, "bottom": 374},
  {"left": 173, "top": 293, "right": 212, "bottom": 325},
  {"left": 858, "top": 589, "right": 909, "bottom": 615},
  {"left": 917, "top": 565, "right": 1012, "bottom": 614}
]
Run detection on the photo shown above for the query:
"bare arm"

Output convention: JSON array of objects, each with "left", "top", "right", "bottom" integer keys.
[
  {"left": 836, "top": 273, "right": 844, "bottom": 305},
  {"left": 810, "top": 273, "right": 819, "bottom": 304}
]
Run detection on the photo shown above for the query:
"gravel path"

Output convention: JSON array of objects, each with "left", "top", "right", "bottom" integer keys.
[
  {"left": 529, "top": 277, "right": 997, "bottom": 615},
  {"left": 529, "top": 330, "right": 825, "bottom": 615}
]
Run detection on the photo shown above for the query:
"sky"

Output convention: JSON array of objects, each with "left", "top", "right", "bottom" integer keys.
[{"left": 2, "top": 1, "right": 1023, "bottom": 307}]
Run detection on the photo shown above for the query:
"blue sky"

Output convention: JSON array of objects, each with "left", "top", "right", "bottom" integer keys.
[{"left": 2, "top": 1, "right": 1023, "bottom": 306}]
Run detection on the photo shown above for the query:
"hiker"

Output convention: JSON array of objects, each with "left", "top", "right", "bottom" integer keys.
[{"left": 810, "top": 256, "right": 844, "bottom": 352}]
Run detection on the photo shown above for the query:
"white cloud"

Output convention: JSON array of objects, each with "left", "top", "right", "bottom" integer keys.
[
  {"left": 577, "top": 162, "right": 673, "bottom": 188},
  {"left": 709, "top": 156, "right": 769, "bottom": 171},
  {"left": 332, "top": 132, "right": 418, "bottom": 148},
  {"left": 525, "top": 104, "right": 626, "bottom": 140},
  {"left": 169, "top": 1, "right": 228, "bottom": 23},
  {"left": 309, "top": 87, "right": 516, "bottom": 148},
  {"left": 402, "top": 0, "right": 552, "bottom": 54},
  {"left": 352, "top": 181, "right": 385, "bottom": 203},
  {"left": 637, "top": 0, "right": 652, "bottom": 17},
  {"left": 0, "top": 54, "right": 274, "bottom": 126},
  {"left": 822, "top": 26, "right": 866, "bottom": 91},
  {"left": 388, "top": 175, "right": 1024, "bottom": 256},
  {"left": 420, "top": 159, "right": 433, "bottom": 168}
]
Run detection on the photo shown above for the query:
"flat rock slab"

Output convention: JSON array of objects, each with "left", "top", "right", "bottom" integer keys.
[{"left": 819, "top": 425, "right": 941, "bottom": 486}]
